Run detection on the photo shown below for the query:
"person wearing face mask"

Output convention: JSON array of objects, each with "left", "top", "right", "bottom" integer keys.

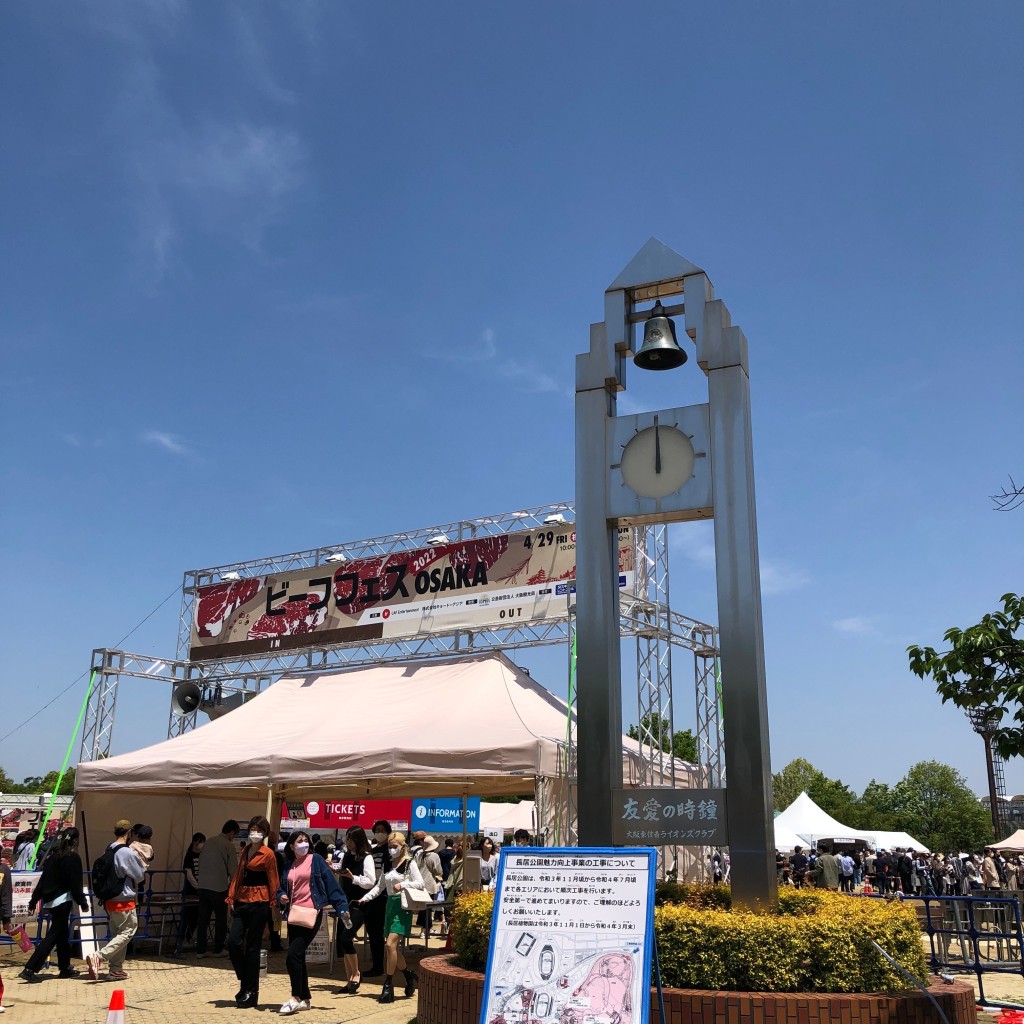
[
  {"left": 225, "top": 816, "right": 280, "bottom": 1010},
  {"left": 275, "top": 831, "right": 350, "bottom": 1016},
  {"left": 334, "top": 826, "right": 375, "bottom": 994},
  {"left": 362, "top": 819, "right": 392, "bottom": 978},
  {"left": 478, "top": 836, "right": 498, "bottom": 890},
  {"left": 354, "top": 833, "right": 425, "bottom": 1004}
]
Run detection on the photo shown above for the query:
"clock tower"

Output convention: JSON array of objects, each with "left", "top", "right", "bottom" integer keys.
[{"left": 574, "top": 238, "right": 776, "bottom": 910}]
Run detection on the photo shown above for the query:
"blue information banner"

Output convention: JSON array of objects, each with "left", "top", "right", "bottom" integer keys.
[
  {"left": 411, "top": 796, "right": 481, "bottom": 832},
  {"left": 479, "top": 846, "right": 657, "bottom": 1024}
]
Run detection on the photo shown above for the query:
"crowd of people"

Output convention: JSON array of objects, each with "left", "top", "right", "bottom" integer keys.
[
  {"left": 775, "top": 843, "right": 1024, "bottom": 895},
  {"left": 2, "top": 814, "right": 533, "bottom": 1015}
]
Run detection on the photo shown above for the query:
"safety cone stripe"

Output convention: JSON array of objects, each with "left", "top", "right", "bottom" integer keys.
[{"left": 106, "top": 988, "right": 126, "bottom": 1023}]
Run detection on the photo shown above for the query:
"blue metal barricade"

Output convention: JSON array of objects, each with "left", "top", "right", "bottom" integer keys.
[{"left": 867, "top": 891, "right": 1024, "bottom": 1006}]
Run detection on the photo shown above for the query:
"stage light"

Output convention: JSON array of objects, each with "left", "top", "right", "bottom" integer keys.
[
  {"left": 325, "top": 551, "right": 347, "bottom": 562},
  {"left": 220, "top": 571, "right": 242, "bottom": 582},
  {"left": 427, "top": 533, "right": 450, "bottom": 546},
  {"left": 543, "top": 513, "right": 567, "bottom": 525}
]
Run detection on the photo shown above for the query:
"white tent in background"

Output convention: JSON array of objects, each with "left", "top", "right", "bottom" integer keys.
[
  {"left": 774, "top": 791, "right": 871, "bottom": 846},
  {"left": 773, "top": 820, "right": 807, "bottom": 852},
  {"left": 480, "top": 800, "right": 536, "bottom": 834},
  {"left": 864, "top": 830, "right": 930, "bottom": 853},
  {"left": 993, "top": 829, "right": 1024, "bottom": 853}
]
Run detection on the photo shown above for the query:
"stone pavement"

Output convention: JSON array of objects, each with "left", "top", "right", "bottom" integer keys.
[{"left": 0, "top": 946, "right": 423, "bottom": 1024}]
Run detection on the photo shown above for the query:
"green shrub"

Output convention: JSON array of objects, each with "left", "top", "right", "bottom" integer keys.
[
  {"left": 449, "top": 886, "right": 927, "bottom": 992},
  {"left": 655, "top": 891, "right": 927, "bottom": 992},
  {"left": 449, "top": 890, "right": 494, "bottom": 970}
]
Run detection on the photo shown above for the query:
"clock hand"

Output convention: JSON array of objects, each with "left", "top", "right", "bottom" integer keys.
[{"left": 654, "top": 419, "right": 662, "bottom": 475}]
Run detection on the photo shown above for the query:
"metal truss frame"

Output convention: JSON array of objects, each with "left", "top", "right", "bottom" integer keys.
[{"left": 84, "top": 501, "right": 724, "bottom": 862}]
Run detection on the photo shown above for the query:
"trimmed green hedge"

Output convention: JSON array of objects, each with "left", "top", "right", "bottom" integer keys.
[{"left": 449, "top": 885, "right": 928, "bottom": 993}]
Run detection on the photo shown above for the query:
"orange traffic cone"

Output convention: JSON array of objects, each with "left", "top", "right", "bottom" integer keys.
[{"left": 105, "top": 988, "right": 126, "bottom": 1024}]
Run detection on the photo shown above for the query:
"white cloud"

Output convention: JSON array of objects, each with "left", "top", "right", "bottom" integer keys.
[
  {"left": 61, "top": 433, "right": 102, "bottom": 449},
  {"left": 142, "top": 430, "right": 190, "bottom": 456},
  {"left": 759, "top": 560, "right": 811, "bottom": 596},
  {"left": 832, "top": 616, "right": 876, "bottom": 636},
  {"left": 671, "top": 522, "right": 716, "bottom": 569}
]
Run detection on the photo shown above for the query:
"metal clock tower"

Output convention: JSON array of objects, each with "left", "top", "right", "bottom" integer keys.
[{"left": 575, "top": 238, "right": 776, "bottom": 909}]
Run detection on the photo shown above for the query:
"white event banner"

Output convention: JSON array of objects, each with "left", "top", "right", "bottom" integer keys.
[{"left": 480, "top": 847, "right": 656, "bottom": 1024}]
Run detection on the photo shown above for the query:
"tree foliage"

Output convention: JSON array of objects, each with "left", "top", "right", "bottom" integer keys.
[
  {"left": 772, "top": 757, "right": 992, "bottom": 852},
  {"left": 627, "top": 713, "right": 700, "bottom": 764},
  {"left": 0, "top": 766, "right": 75, "bottom": 795},
  {"left": 908, "top": 593, "right": 1024, "bottom": 758}
]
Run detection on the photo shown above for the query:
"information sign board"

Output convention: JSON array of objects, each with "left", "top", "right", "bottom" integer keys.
[
  {"left": 611, "top": 787, "right": 727, "bottom": 846},
  {"left": 480, "top": 847, "right": 656, "bottom": 1024},
  {"left": 10, "top": 872, "right": 40, "bottom": 921},
  {"left": 412, "top": 797, "right": 480, "bottom": 832}
]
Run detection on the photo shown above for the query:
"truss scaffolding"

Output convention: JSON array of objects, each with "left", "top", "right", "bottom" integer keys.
[{"left": 82, "top": 501, "right": 723, "bottom": 862}]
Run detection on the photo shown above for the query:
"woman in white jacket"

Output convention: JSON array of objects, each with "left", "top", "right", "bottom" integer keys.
[{"left": 355, "top": 833, "right": 425, "bottom": 1003}]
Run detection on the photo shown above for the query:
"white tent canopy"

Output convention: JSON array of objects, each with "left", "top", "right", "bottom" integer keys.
[
  {"left": 76, "top": 652, "right": 698, "bottom": 872},
  {"left": 773, "top": 820, "right": 807, "bottom": 852},
  {"left": 864, "top": 830, "right": 930, "bottom": 854},
  {"left": 774, "top": 792, "right": 872, "bottom": 846},
  {"left": 480, "top": 800, "right": 536, "bottom": 833},
  {"left": 993, "top": 829, "right": 1024, "bottom": 853}
]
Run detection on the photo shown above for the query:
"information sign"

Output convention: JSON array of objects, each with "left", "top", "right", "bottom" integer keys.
[
  {"left": 411, "top": 797, "right": 480, "bottom": 832},
  {"left": 10, "top": 872, "right": 40, "bottom": 921},
  {"left": 480, "top": 847, "right": 656, "bottom": 1024},
  {"left": 611, "top": 787, "right": 728, "bottom": 846}
]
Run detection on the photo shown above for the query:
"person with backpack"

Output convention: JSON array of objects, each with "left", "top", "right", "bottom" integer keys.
[
  {"left": 19, "top": 827, "right": 89, "bottom": 983},
  {"left": 85, "top": 819, "right": 146, "bottom": 982}
]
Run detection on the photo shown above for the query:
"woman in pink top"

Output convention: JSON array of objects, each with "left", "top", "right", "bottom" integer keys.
[{"left": 275, "top": 831, "right": 350, "bottom": 1016}]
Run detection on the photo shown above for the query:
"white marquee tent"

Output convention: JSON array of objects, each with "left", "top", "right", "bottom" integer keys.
[
  {"left": 773, "top": 792, "right": 872, "bottom": 846},
  {"left": 774, "top": 792, "right": 928, "bottom": 852},
  {"left": 480, "top": 800, "right": 536, "bottom": 834},
  {"left": 76, "top": 652, "right": 699, "bottom": 873}
]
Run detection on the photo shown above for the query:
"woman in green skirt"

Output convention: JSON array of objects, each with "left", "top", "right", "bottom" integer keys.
[{"left": 354, "top": 832, "right": 427, "bottom": 1003}]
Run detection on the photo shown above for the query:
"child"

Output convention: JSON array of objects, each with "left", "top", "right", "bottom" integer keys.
[{"left": 130, "top": 824, "right": 155, "bottom": 868}]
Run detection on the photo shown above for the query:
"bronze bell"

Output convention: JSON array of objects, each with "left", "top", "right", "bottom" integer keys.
[{"left": 634, "top": 300, "right": 686, "bottom": 370}]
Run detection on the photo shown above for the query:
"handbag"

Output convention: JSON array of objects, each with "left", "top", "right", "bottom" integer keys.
[
  {"left": 287, "top": 868, "right": 319, "bottom": 928},
  {"left": 400, "top": 886, "right": 433, "bottom": 913}
]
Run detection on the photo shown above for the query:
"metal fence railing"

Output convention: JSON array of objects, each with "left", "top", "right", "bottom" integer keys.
[{"left": 868, "top": 892, "right": 1024, "bottom": 1006}]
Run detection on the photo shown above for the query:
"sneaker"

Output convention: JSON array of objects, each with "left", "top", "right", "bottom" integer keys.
[
  {"left": 59, "top": 967, "right": 80, "bottom": 978},
  {"left": 213, "top": 949, "right": 230, "bottom": 958},
  {"left": 19, "top": 968, "right": 42, "bottom": 983},
  {"left": 86, "top": 953, "right": 102, "bottom": 980},
  {"left": 194, "top": 951, "right": 207, "bottom": 958},
  {"left": 279, "top": 998, "right": 302, "bottom": 1015},
  {"left": 107, "top": 969, "right": 129, "bottom": 981}
]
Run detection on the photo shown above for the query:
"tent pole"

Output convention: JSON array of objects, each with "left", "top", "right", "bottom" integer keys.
[{"left": 462, "top": 786, "right": 468, "bottom": 859}]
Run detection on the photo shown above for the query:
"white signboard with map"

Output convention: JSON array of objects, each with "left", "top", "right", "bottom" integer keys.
[{"left": 479, "top": 847, "right": 656, "bottom": 1024}]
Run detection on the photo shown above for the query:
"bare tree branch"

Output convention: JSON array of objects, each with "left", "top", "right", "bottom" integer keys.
[{"left": 992, "top": 475, "right": 1024, "bottom": 512}]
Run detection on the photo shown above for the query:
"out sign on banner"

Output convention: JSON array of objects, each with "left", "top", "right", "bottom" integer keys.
[{"left": 610, "top": 788, "right": 728, "bottom": 846}]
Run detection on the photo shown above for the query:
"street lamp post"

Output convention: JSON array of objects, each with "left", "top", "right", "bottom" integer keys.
[{"left": 575, "top": 239, "right": 776, "bottom": 908}]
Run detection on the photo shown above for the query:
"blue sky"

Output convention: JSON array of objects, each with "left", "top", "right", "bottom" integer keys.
[{"left": 1, "top": 1, "right": 1022, "bottom": 803}]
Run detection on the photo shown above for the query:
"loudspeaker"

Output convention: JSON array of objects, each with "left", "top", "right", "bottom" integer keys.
[{"left": 171, "top": 681, "right": 202, "bottom": 716}]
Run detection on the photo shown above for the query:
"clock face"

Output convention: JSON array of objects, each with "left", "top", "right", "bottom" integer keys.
[{"left": 620, "top": 423, "right": 695, "bottom": 499}]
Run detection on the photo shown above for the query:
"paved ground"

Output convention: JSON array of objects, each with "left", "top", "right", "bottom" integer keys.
[{"left": 0, "top": 946, "right": 424, "bottom": 1024}]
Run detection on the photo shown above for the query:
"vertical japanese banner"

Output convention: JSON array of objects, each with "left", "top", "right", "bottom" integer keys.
[
  {"left": 479, "top": 847, "right": 657, "bottom": 1024},
  {"left": 10, "top": 872, "right": 41, "bottom": 921}
]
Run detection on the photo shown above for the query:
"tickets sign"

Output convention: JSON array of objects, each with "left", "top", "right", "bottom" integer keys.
[
  {"left": 481, "top": 848, "right": 657, "bottom": 1024},
  {"left": 281, "top": 799, "right": 411, "bottom": 833},
  {"left": 191, "top": 527, "right": 635, "bottom": 661}
]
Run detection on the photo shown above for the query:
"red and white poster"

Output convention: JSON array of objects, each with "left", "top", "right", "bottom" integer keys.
[
  {"left": 191, "top": 527, "right": 635, "bottom": 661},
  {"left": 281, "top": 799, "right": 411, "bottom": 834}
]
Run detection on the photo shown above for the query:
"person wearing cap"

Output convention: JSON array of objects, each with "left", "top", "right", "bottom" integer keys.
[
  {"left": 86, "top": 820, "right": 146, "bottom": 982},
  {"left": 411, "top": 832, "right": 442, "bottom": 940}
]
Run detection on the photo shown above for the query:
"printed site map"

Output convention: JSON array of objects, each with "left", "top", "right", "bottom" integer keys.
[{"left": 480, "top": 849, "right": 656, "bottom": 1024}]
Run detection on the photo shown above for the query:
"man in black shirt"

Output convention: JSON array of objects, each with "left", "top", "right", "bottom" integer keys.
[{"left": 790, "top": 846, "right": 808, "bottom": 889}]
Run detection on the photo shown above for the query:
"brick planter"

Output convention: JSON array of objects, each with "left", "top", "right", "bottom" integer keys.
[{"left": 417, "top": 954, "right": 978, "bottom": 1024}]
